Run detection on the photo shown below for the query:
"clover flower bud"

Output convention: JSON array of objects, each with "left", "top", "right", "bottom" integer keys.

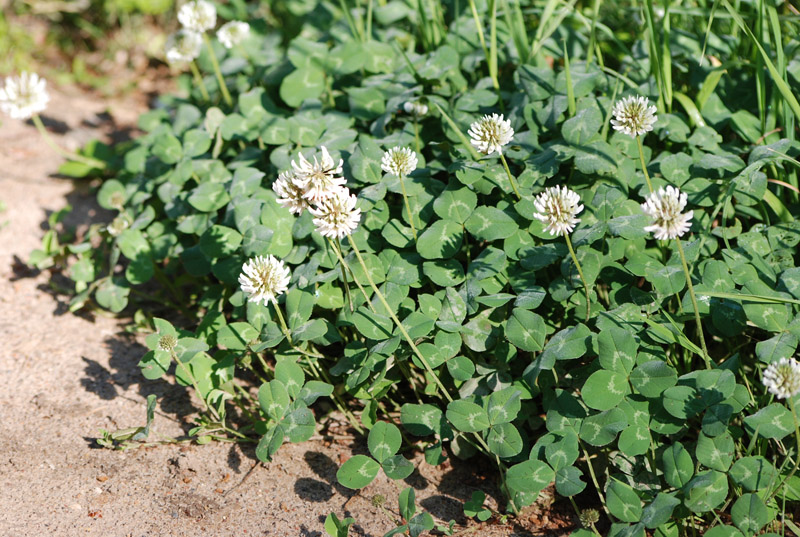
[
  {"left": 403, "top": 101, "right": 428, "bottom": 117},
  {"left": 158, "top": 334, "right": 178, "bottom": 352},
  {"left": 579, "top": 508, "right": 600, "bottom": 528}
]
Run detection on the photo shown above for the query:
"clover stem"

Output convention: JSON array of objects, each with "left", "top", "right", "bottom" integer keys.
[
  {"left": 496, "top": 455, "right": 519, "bottom": 515},
  {"left": 767, "top": 396, "right": 800, "bottom": 502},
  {"left": 564, "top": 234, "right": 591, "bottom": 322},
  {"left": 347, "top": 234, "right": 453, "bottom": 402},
  {"left": 31, "top": 114, "right": 106, "bottom": 170},
  {"left": 398, "top": 174, "right": 418, "bottom": 241},
  {"left": 499, "top": 153, "right": 522, "bottom": 200},
  {"left": 328, "top": 238, "right": 353, "bottom": 311},
  {"left": 636, "top": 136, "right": 654, "bottom": 193},
  {"left": 305, "top": 355, "right": 364, "bottom": 434},
  {"left": 579, "top": 441, "right": 610, "bottom": 517},
  {"left": 412, "top": 117, "right": 421, "bottom": 154},
  {"left": 170, "top": 349, "right": 218, "bottom": 421},
  {"left": 189, "top": 60, "right": 210, "bottom": 102},
  {"left": 331, "top": 237, "right": 376, "bottom": 313},
  {"left": 202, "top": 33, "right": 233, "bottom": 107},
  {"left": 271, "top": 297, "right": 293, "bottom": 346},
  {"left": 675, "top": 238, "right": 711, "bottom": 369},
  {"left": 568, "top": 498, "right": 603, "bottom": 537}
]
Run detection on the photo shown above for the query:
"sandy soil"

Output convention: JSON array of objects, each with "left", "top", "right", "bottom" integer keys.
[{"left": 0, "top": 85, "right": 574, "bottom": 537}]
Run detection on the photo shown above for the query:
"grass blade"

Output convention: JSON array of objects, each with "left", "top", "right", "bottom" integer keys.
[
  {"left": 722, "top": 0, "right": 800, "bottom": 122},
  {"left": 433, "top": 103, "right": 481, "bottom": 160},
  {"left": 695, "top": 291, "right": 800, "bottom": 306}
]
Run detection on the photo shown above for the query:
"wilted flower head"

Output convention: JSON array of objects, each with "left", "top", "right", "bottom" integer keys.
[
  {"left": 291, "top": 146, "right": 347, "bottom": 203},
  {"left": 468, "top": 113, "right": 514, "bottom": 155},
  {"left": 403, "top": 101, "right": 428, "bottom": 117},
  {"left": 0, "top": 72, "right": 50, "bottom": 120},
  {"left": 309, "top": 187, "right": 361, "bottom": 239},
  {"left": 217, "top": 20, "right": 250, "bottom": 48},
  {"left": 239, "top": 255, "right": 291, "bottom": 306},
  {"left": 641, "top": 186, "right": 693, "bottom": 240},
  {"left": 165, "top": 30, "right": 203, "bottom": 64},
  {"left": 381, "top": 147, "right": 418, "bottom": 177},
  {"left": 763, "top": 357, "right": 800, "bottom": 399},
  {"left": 533, "top": 186, "right": 584, "bottom": 236},
  {"left": 273, "top": 170, "right": 311, "bottom": 215},
  {"left": 178, "top": 0, "right": 217, "bottom": 32},
  {"left": 611, "top": 96, "right": 658, "bottom": 137},
  {"left": 106, "top": 214, "right": 132, "bottom": 237}
]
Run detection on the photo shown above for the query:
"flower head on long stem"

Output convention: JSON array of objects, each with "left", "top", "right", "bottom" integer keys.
[
  {"left": 468, "top": 113, "right": 513, "bottom": 155},
  {"left": 217, "top": 21, "right": 250, "bottom": 48},
  {"left": 178, "top": 0, "right": 217, "bottom": 32},
  {"left": 763, "top": 358, "right": 800, "bottom": 400},
  {"left": 309, "top": 187, "right": 361, "bottom": 239},
  {"left": 611, "top": 95, "right": 657, "bottom": 137},
  {"left": 0, "top": 72, "right": 50, "bottom": 120},
  {"left": 292, "top": 146, "right": 347, "bottom": 203},
  {"left": 533, "top": 186, "right": 584, "bottom": 237},
  {"left": 165, "top": 30, "right": 203, "bottom": 65},
  {"left": 641, "top": 186, "right": 693, "bottom": 240},
  {"left": 239, "top": 255, "right": 291, "bottom": 307}
]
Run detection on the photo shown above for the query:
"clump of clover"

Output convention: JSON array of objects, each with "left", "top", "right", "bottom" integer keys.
[{"left": 33, "top": 2, "right": 800, "bottom": 536}]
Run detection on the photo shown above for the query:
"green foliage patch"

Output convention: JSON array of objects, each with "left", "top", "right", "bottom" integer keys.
[{"left": 34, "top": 0, "right": 800, "bottom": 534}]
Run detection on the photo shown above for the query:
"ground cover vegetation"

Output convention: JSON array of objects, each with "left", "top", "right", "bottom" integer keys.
[{"left": 15, "top": 0, "right": 800, "bottom": 534}]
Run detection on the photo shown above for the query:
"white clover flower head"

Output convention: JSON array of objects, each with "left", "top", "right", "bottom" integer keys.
[
  {"left": 641, "top": 186, "right": 694, "bottom": 240},
  {"left": 611, "top": 95, "right": 658, "bottom": 137},
  {"left": 533, "top": 186, "right": 584, "bottom": 237},
  {"left": 0, "top": 72, "right": 50, "bottom": 120},
  {"left": 273, "top": 170, "right": 311, "bottom": 215},
  {"left": 217, "top": 20, "right": 250, "bottom": 48},
  {"left": 291, "top": 146, "right": 347, "bottom": 203},
  {"left": 165, "top": 30, "right": 203, "bottom": 64},
  {"left": 403, "top": 101, "right": 428, "bottom": 117},
  {"left": 468, "top": 113, "right": 514, "bottom": 155},
  {"left": 763, "top": 358, "right": 800, "bottom": 399},
  {"left": 309, "top": 187, "right": 361, "bottom": 239},
  {"left": 239, "top": 255, "right": 291, "bottom": 306},
  {"left": 178, "top": 0, "right": 216, "bottom": 32},
  {"left": 381, "top": 147, "right": 418, "bottom": 177}
]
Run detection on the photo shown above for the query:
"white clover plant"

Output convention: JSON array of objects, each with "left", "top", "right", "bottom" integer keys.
[{"left": 34, "top": 2, "right": 800, "bottom": 535}]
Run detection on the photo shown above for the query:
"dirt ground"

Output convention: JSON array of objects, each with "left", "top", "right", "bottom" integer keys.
[{"left": 0, "top": 84, "right": 576, "bottom": 537}]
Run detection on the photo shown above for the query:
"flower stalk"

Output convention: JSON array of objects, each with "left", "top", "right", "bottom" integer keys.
[
  {"left": 32, "top": 114, "right": 106, "bottom": 170},
  {"left": 637, "top": 136, "right": 655, "bottom": 193},
  {"left": 499, "top": 153, "right": 521, "bottom": 200},
  {"left": 565, "top": 234, "right": 591, "bottom": 322},
  {"left": 202, "top": 33, "right": 233, "bottom": 107},
  {"left": 189, "top": 61, "right": 211, "bottom": 102},
  {"left": 675, "top": 237, "right": 711, "bottom": 369},
  {"left": 347, "top": 234, "right": 453, "bottom": 403}
]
